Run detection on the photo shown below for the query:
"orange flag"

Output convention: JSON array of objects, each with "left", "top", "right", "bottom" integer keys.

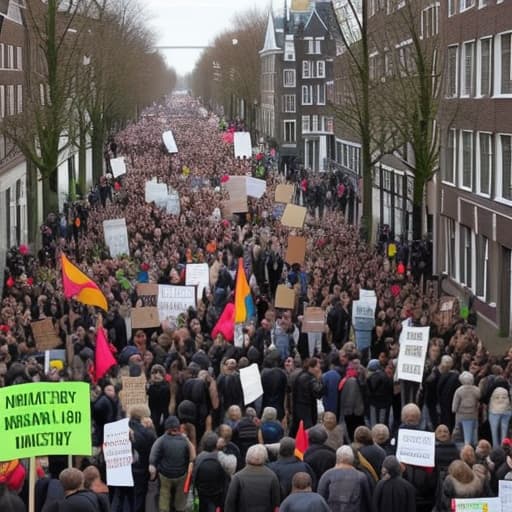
[
  {"left": 294, "top": 420, "right": 309, "bottom": 461},
  {"left": 61, "top": 254, "right": 108, "bottom": 311},
  {"left": 94, "top": 326, "right": 117, "bottom": 382}
]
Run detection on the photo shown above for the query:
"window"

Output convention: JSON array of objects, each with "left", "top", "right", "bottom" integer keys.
[
  {"left": 282, "top": 94, "right": 296, "bottom": 113},
  {"left": 384, "top": 50, "right": 393, "bottom": 76},
  {"left": 284, "top": 41, "right": 295, "bottom": 61},
  {"left": 460, "top": 0, "right": 475, "bottom": 12},
  {"left": 316, "top": 84, "right": 326, "bottom": 105},
  {"left": 316, "top": 61, "right": 325, "bottom": 78},
  {"left": 498, "top": 134, "right": 512, "bottom": 201},
  {"left": 302, "top": 61, "right": 311, "bottom": 79},
  {"left": 498, "top": 33, "right": 512, "bottom": 95},
  {"left": 444, "top": 129, "right": 457, "bottom": 184},
  {"left": 397, "top": 41, "right": 413, "bottom": 74},
  {"left": 302, "top": 85, "right": 313, "bottom": 105},
  {"left": 283, "top": 120, "right": 296, "bottom": 144},
  {"left": 447, "top": 45, "right": 459, "bottom": 97},
  {"left": 302, "top": 115, "right": 310, "bottom": 133},
  {"left": 0, "top": 85, "right": 4, "bottom": 118},
  {"left": 459, "top": 225, "right": 472, "bottom": 288},
  {"left": 478, "top": 0, "right": 489, "bottom": 7},
  {"left": 460, "top": 131, "right": 473, "bottom": 189},
  {"left": 445, "top": 217, "right": 456, "bottom": 277},
  {"left": 448, "top": 0, "right": 456, "bottom": 17},
  {"left": 16, "top": 84, "right": 22, "bottom": 114},
  {"left": 16, "top": 47, "right": 22, "bottom": 70},
  {"left": 283, "top": 69, "right": 296, "bottom": 87},
  {"left": 421, "top": 4, "right": 439, "bottom": 39},
  {"left": 312, "top": 115, "right": 319, "bottom": 132},
  {"left": 475, "top": 235, "right": 489, "bottom": 299},
  {"left": 478, "top": 37, "right": 492, "bottom": 97},
  {"left": 477, "top": 132, "right": 492, "bottom": 195},
  {"left": 7, "top": 85, "right": 14, "bottom": 116},
  {"left": 369, "top": 53, "right": 379, "bottom": 80},
  {"left": 462, "top": 41, "right": 475, "bottom": 96},
  {"left": 308, "top": 39, "right": 321, "bottom": 54},
  {"left": 7, "top": 45, "right": 13, "bottom": 69}
]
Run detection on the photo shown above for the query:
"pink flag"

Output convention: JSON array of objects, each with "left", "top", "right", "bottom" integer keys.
[
  {"left": 94, "top": 326, "right": 117, "bottom": 382},
  {"left": 211, "top": 303, "right": 235, "bottom": 342}
]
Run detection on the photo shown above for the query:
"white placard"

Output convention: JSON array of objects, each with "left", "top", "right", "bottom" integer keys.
[
  {"left": 186, "top": 263, "right": 209, "bottom": 300},
  {"left": 145, "top": 181, "right": 168, "bottom": 206},
  {"left": 396, "top": 326, "right": 429, "bottom": 383},
  {"left": 103, "top": 218, "right": 130, "bottom": 257},
  {"left": 246, "top": 177, "right": 266, "bottom": 199},
  {"left": 500, "top": 481, "right": 512, "bottom": 510},
  {"left": 239, "top": 363, "right": 263, "bottom": 405},
  {"left": 396, "top": 429, "right": 435, "bottom": 467},
  {"left": 162, "top": 130, "right": 178, "bottom": 153},
  {"left": 453, "top": 498, "right": 502, "bottom": 512},
  {"left": 110, "top": 157, "right": 127, "bottom": 178},
  {"left": 166, "top": 191, "right": 180, "bottom": 215},
  {"left": 103, "top": 418, "right": 134, "bottom": 486},
  {"left": 359, "top": 289, "right": 377, "bottom": 310},
  {"left": 157, "top": 285, "right": 196, "bottom": 322},
  {"left": 234, "top": 132, "right": 252, "bottom": 158}
]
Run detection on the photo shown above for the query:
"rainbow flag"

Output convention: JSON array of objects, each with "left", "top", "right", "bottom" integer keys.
[
  {"left": 61, "top": 254, "right": 108, "bottom": 311},
  {"left": 234, "top": 258, "right": 255, "bottom": 323}
]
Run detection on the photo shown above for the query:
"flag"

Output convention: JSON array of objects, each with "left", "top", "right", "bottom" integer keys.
[
  {"left": 211, "top": 302, "right": 235, "bottom": 342},
  {"left": 234, "top": 258, "right": 255, "bottom": 323},
  {"left": 94, "top": 326, "right": 117, "bottom": 382},
  {"left": 294, "top": 420, "right": 309, "bottom": 460},
  {"left": 61, "top": 254, "right": 108, "bottom": 311}
]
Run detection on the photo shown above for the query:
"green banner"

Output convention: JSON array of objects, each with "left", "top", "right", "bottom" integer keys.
[{"left": 0, "top": 381, "right": 92, "bottom": 460}]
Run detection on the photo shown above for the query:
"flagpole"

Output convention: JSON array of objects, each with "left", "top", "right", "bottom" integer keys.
[{"left": 28, "top": 456, "right": 36, "bottom": 512}]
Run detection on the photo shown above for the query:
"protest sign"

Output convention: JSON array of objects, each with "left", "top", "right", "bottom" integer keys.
[
  {"left": 157, "top": 285, "right": 196, "bottom": 322},
  {"left": 136, "top": 284, "right": 158, "bottom": 307},
  {"left": 397, "top": 326, "right": 430, "bottom": 383},
  {"left": 103, "top": 418, "right": 134, "bottom": 486},
  {"left": 103, "top": 218, "right": 130, "bottom": 258},
  {"left": 222, "top": 197, "right": 248, "bottom": 216},
  {"left": 396, "top": 429, "right": 435, "bottom": 467},
  {"left": 246, "top": 177, "right": 266, "bottom": 199},
  {"left": 285, "top": 235, "right": 307, "bottom": 265},
  {"left": 145, "top": 181, "right": 168, "bottom": 206},
  {"left": 110, "top": 157, "right": 127, "bottom": 178},
  {"left": 162, "top": 130, "right": 178, "bottom": 153},
  {"left": 0, "top": 381, "right": 91, "bottom": 460},
  {"left": 499, "top": 480, "right": 512, "bottom": 510},
  {"left": 275, "top": 184, "right": 295, "bottom": 203},
  {"left": 225, "top": 175, "right": 247, "bottom": 199},
  {"left": 31, "top": 318, "right": 61, "bottom": 351},
  {"left": 281, "top": 204, "right": 307, "bottom": 228},
  {"left": 234, "top": 132, "right": 252, "bottom": 158},
  {"left": 272, "top": 203, "right": 285, "bottom": 220},
  {"left": 239, "top": 363, "right": 263, "bottom": 405},
  {"left": 186, "top": 263, "right": 209, "bottom": 300},
  {"left": 302, "top": 307, "right": 325, "bottom": 333},
  {"left": 274, "top": 285, "right": 296, "bottom": 309},
  {"left": 452, "top": 498, "right": 501, "bottom": 512},
  {"left": 166, "top": 190, "right": 181, "bottom": 215},
  {"left": 131, "top": 307, "right": 160, "bottom": 329},
  {"left": 352, "top": 299, "right": 376, "bottom": 351},
  {"left": 440, "top": 298, "right": 455, "bottom": 327},
  {"left": 119, "top": 375, "right": 147, "bottom": 413}
]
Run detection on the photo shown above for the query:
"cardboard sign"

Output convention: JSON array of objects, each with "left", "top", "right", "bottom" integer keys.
[
  {"left": 281, "top": 204, "right": 307, "bottom": 228},
  {"left": 31, "top": 318, "right": 61, "bottom": 351},
  {"left": 110, "top": 157, "right": 127, "bottom": 178},
  {"left": 397, "top": 326, "right": 430, "bottom": 383},
  {"left": 186, "top": 263, "right": 209, "bottom": 300},
  {"left": 440, "top": 298, "right": 455, "bottom": 327},
  {"left": 285, "top": 235, "right": 307, "bottom": 265},
  {"left": 0, "top": 382, "right": 92, "bottom": 460},
  {"left": 157, "top": 285, "right": 196, "bottom": 322},
  {"left": 131, "top": 307, "right": 160, "bottom": 329},
  {"left": 162, "top": 130, "right": 178, "bottom": 153},
  {"left": 103, "top": 218, "right": 130, "bottom": 258},
  {"left": 302, "top": 307, "right": 325, "bottom": 333},
  {"left": 120, "top": 375, "right": 147, "bottom": 413},
  {"left": 239, "top": 363, "right": 263, "bottom": 405},
  {"left": 274, "top": 285, "right": 296, "bottom": 309},
  {"left": 246, "top": 177, "right": 266, "bottom": 199},
  {"left": 222, "top": 197, "right": 248, "bottom": 216},
  {"left": 104, "top": 418, "right": 134, "bottom": 486},
  {"left": 234, "top": 132, "right": 252, "bottom": 158},
  {"left": 396, "top": 429, "right": 435, "bottom": 467},
  {"left": 225, "top": 175, "right": 247, "bottom": 199},
  {"left": 452, "top": 498, "right": 501, "bottom": 512},
  {"left": 275, "top": 184, "right": 295, "bottom": 203}
]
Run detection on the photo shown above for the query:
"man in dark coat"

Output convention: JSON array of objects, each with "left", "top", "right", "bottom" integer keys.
[
  {"left": 290, "top": 357, "right": 324, "bottom": 437},
  {"left": 373, "top": 456, "right": 416, "bottom": 512},
  {"left": 261, "top": 354, "right": 288, "bottom": 420},
  {"left": 304, "top": 426, "right": 336, "bottom": 486}
]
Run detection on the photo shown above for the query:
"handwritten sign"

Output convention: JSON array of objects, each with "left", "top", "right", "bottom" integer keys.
[
  {"left": 275, "top": 184, "right": 295, "bottom": 204},
  {"left": 246, "top": 177, "right": 266, "bottom": 199},
  {"left": 131, "top": 307, "right": 160, "bottom": 329},
  {"left": 110, "top": 157, "right": 127, "bottom": 178},
  {"left": 31, "top": 318, "right": 61, "bottom": 351},
  {"left": 103, "top": 218, "right": 130, "bottom": 257},
  {"left": 281, "top": 204, "right": 307, "bottom": 228},
  {"left": 285, "top": 235, "right": 307, "bottom": 265},
  {"left": 302, "top": 307, "right": 325, "bottom": 333},
  {"left": 119, "top": 375, "right": 147, "bottom": 413},
  {"left": 186, "top": 263, "right": 209, "bottom": 300},
  {"left": 274, "top": 285, "right": 295, "bottom": 309},
  {"left": 396, "top": 429, "right": 435, "bottom": 467},
  {"left": 234, "top": 132, "right": 252, "bottom": 158},
  {"left": 0, "top": 382, "right": 92, "bottom": 460},
  {"left": 103, "top": 418, "right": 134, "bottom": 486},
  {"left": 397, "top": 326, "right": 430, "bottom": 383},
  {"left": 239, "top": 364, "right": 263, "bottom": 405},
  {"left": 166, "top": 190, "right": 180, "bottom": 215},
  {"left": 157, "top": 285, "right": 196, "bottom": 322},
  {"left": 499, "top": 481, "right": 512, "bottom": 511},
  {"left": 145, "top": 181, "right": 168, "bottom": 206}
]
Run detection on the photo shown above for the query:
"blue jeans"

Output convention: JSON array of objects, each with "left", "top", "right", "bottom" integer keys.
[
  {"left": 459, "top": 418, "right": 477, "bottom": 446},
  {"left": 488, "top": 412, "right": 512, "bottom": 447}
]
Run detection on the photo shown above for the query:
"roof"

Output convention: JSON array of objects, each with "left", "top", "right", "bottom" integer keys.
[{"left": 260, "top": 11, "right": 281, "bottom": 54}]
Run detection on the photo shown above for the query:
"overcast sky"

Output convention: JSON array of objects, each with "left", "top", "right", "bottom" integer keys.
[{"left": 145, "top": 0, "right": 281, "bottom": 77}]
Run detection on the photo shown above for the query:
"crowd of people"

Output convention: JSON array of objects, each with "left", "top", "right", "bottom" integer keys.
[{"left": 1, "top": 95, "right": 512, "bottom": 512}]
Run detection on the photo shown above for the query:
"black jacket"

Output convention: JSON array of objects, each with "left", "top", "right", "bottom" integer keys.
[
  {"left": 304, "top": 444, "right": 336, "bottom": 485},
  {"left": 267, "top": 456, "right": 316, "bottom": 499},
  {"left": 373, "top": 476, "right": 416, "bottom": 512},
  {"left": 130, "top": 418, "right": 156, "bottom": 475}
]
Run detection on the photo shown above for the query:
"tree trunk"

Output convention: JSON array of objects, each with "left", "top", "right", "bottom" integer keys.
[
  {"left": 26, "top": 161, "right": 40, "bottom": 249},
  {"left": 42, "top": 171, "right": 59, "bottom": 219},
  {"left": 78, "top": 127, "right": 87, "bottom": 197},
  {"left": 412, "top": 176, "right": 424, "bottom": 240},
  {"left": 91, "top": 127, "right": 104, "bottom": 183}
]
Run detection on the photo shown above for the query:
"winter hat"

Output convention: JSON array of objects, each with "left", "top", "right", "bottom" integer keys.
[
  {"left": 119, "top": 345, "right": 140, "bottom": 366},
  {"left": 382, "top": 455, "right": 401, "bottom": 478},
  {"left": 367, "top": 359, "right": 381, "bottom": 372},
  {"left": 459, "top": 371, "right": 474, "bottom": 386}
]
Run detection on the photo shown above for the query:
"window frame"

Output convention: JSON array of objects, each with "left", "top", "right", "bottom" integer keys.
[
  {"left": 446, "top": 45, "right": 459, "bottom": 98},
  {"left": 496, "top": 133, "right": 512, "bottom": 204},
  {"left": 283, "top": 120, "right": 296, "bottom": 144},
  {"left": 477, "top": 36, "right": 493, "bottom": 97},
  {"left": 301, "top": 85, "right": 313, "bottom": 105},
  {"left": 443, "top": 128, "right": 457, "bottom": 185},
  {"left": 283, "top": 69, "right": 296, "bottom": 88},
  {"left": 461, "top": 40, "right": 476, "bottom": 97},
  {"left": 459, "top": 130, "right": 473, "bottom": 191},
  {"left": 476, "top": 131, "right": 492, "bottom": 197},
  {"left": 494, "top": 31, "right": 512, "bottom": 97}
]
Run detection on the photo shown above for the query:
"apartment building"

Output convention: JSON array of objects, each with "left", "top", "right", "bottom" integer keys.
[{"left": 436, "top": 0, "right": 512, "bottom": 335}]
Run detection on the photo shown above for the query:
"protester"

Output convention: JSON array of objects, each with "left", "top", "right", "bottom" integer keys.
[{"left": 279, "top": 472, "right": 329, "bottom": 512}]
